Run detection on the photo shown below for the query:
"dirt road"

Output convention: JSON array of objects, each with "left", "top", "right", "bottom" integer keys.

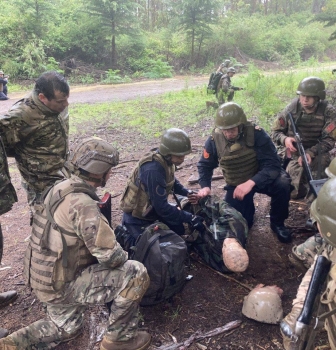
[{"left": 0, "top": 75, "right": 208, "bottom": 114}]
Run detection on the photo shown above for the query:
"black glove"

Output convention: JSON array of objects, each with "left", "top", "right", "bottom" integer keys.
[{"left": 190, "top": 215, "right": 205, "bottom": 233}]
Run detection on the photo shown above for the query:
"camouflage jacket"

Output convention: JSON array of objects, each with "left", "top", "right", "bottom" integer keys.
[
  {"left": 0, "top": 91, "right": 69, "bottom": 192},
  {"left": 25, "top": 175, "right": 128, "bottom": 302},
  {"left": 0, "top": 137, "right": 17, "bottom": 215},
  {"left": 271, "top": 98, "right": 336, "bottom": 159}
]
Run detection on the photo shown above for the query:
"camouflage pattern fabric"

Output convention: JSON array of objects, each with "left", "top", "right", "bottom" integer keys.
[
  {"left": 0, "top": 91, "right": 69, "bottom": 205},
  {"left": 0, "top": 137, "right": 17, "bottom": 215},
  {"left": 183, "top": 195, "right": 248, "bottom": 273}
]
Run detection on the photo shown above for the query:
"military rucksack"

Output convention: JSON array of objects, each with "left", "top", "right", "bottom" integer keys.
[
  {"left": 207, "top": 71, "right": 223, "bottom": 94},
  {"left": 131, "top": 222, "right": 187, "bottom": 306}
]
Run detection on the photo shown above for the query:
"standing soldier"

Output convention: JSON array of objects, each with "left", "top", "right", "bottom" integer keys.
[
  {"left": 216, "top": 59, "right": 231, "bottom": 74},
  {"left": 271, "top": 76, "right": 336, "bottom": 199},
  {"left": 0, "top": 136, "right": 18, "bottom": 338},
  {"left": 0, "top": 71, "right": 70, "bottom": 217},
  {"left": 0, "top": 137, "right": 151, "bottom": 350},
  {"left": 280, "top": 178, "right": 336, "bottom": 349},
  {"left": 0, "top": 70, "right": 9, "bottom": 100},
  {"left": 196, "top": 102, "right": 292, "bottom": 243},
  {"left": 216, "top": 67, "right": 243, "bottom": 105}
]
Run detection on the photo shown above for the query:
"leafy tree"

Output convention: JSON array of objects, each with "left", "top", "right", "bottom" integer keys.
[
  {"left": 83, "top": 0, "right": 143, "bottom": 68},
  {"left": 314, "top": 0, "right": 336, "bottom": 40}
]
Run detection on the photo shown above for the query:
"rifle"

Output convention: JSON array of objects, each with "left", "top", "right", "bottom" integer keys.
[
  {"left": 287, "top": 112, "right": 327, "bottom": 196},
  {"left": 99, "top": 192, "right": 112, "bottom": 227},
  {"left": 281, "top": 255, "right": 331, "bottom": 349}
]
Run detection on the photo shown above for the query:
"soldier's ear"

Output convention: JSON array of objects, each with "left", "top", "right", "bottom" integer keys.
[{"left": 38, "top": 93, "right": 49, "bottom": 104}]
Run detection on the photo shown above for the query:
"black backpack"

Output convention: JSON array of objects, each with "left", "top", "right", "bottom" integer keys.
[
  {"left": 207, "top": 71, "right": 223, "bottom": 94},
  {"left": 131, "top": 222, "right": 187, "bottom": 306}
]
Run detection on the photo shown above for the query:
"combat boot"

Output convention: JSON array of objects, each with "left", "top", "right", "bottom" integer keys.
[
  {"left": 0, "top": 291, "right": 17, "bottom": 308},
  {"left": 270, "top": 223, "right": 292, "bottom": 243},
  {"left": 280, "top": 307, "right": 302, "bottom": 350},
  {"left": 222, "top": 238, "right": 249, "bottom": 273},
  {"left": 100, "top": 331, "right": 151, "bottom": 350}
]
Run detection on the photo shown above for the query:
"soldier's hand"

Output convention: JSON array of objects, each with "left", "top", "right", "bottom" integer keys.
[
  {"left": 190, "top": 215, "right": 205, "bottom": 233},
  {"left": 187, "top": 190, "right": 200, "bottom": 205},
  {"left": 298, "top": 153, "right": 312, "bottom": 166},
  {"left": 197, "top": 187, "right": 211, "bottom": 198},
  {"left": 284, "top": 137, "right": 297, "bottom": 152},
  {"left": 233, "top": 180, "right": 255, "bottom": 200}
]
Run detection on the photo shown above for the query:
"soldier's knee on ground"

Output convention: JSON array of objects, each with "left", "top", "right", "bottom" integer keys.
[
  {"left": 119, "top": 261, "right": 149, "bottom": 301},
  {"left": 222, "top": 238, "right": 249, "bottom": 273}
]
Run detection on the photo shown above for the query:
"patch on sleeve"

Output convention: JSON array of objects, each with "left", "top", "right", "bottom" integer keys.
[
  {"left": 279, "top": 117, "right": 286, "bottom": 127},
  {"left": 255, "top": 125, "right": 262, "bottom": 131},
  {"left": 203, "top": 148, "right": 210, "bottom": 159},
  {"left": 325, "top": 122, "right": 336, "bottom": 134}
]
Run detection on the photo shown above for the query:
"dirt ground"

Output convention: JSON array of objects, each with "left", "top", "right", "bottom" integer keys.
[{"left": 0, "top": 80, "right": 330, "bottom": 350}]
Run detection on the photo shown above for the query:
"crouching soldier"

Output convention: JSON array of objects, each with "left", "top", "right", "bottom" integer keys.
[
  {"left": 280, "top": 178, "right": 336, "bottom": 349},
  {"left": 0, "top": 137, "right": 151, "bottom": 350}
]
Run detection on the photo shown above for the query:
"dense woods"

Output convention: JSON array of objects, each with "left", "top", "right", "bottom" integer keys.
[{"left": 1, "top": 0, "right": 336, "bottom": 79}]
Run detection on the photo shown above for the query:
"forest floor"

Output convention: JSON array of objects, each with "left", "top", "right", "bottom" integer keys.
[{"left": 0, "top": 75, "right": 331, "bottom": 350}]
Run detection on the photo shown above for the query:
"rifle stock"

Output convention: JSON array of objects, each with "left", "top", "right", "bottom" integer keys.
[
  {"left": 287, "top": 113, "right": 327, "bottom": 197},
  {"left": 99, "top": 192, "right": 112, "bottom": 227}
]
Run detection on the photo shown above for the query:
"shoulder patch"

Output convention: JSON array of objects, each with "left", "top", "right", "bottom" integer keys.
[
  {"left": 279, "top": 117, "right": 286, "bottom": 127},
  {"left": 203, "top": 148, "right": 210, "bottom": 159},
  {"left": 255, "top": 125, "right": 262, "bottom": 131},
  {"left": 325, "top": 122, "right": 336, "bottom": 134}
]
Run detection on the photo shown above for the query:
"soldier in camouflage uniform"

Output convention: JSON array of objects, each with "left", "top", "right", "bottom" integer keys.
[
  {"left": 280, "top": 178, "right": 336, "bottom": 350},
  {"left": 271, "top": 76, "right": 336, "bottom": 199},
  {"left": 215, "top": 59, "right": 231, "bottom": 74},
  {"left": 0, "top": 136, "right": 18, "bottom": 339},
  {"left": 197, "top": 102, "right": 292, "bottom": 243},
  {"left": 0, "top": 137, "right": 151, "bottom": 350},
  {"left": 216, "top": 67, "right": 243, "bottom": 105},
  {"left": 0, "top": 71, "right": 70, "bottom": 210}
]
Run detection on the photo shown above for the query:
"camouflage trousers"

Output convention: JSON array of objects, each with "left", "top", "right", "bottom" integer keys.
[
  {"left": 285, "top": 153, "right": 330, "bottom": 199},
  {"left": 0, "top": 261, "right": 149, "bottom": 349},
  {"left": 216, "top": 89, "right": 234, "bottom": 105}
]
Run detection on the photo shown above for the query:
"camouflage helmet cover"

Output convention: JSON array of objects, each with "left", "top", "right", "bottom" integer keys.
[
  {"left": 325, "top": 158, "right": 336, "bottom": 179},
  {"left": 227, "top": 67, "right": 236, "bottom": 73},
  {"left": 159, "top": 128, "right": 192, "bottom": 156},
  {"left": 70, "top": 137, "right": 119, "bottom": 175},
  {"left": 215, "top": 102, "right": 247, "bottom": 129},
  {"left": 242, "top": 285, "right": 283, "bottom": 324},
  {"left": 296, "top": 76, "right": 326, "bottom": 100},
  {"left": 310, "top": 178, "right": 336, "bottom": 247}
]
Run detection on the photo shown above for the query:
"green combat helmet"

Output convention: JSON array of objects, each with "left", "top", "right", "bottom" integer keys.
[
  {"left": 310, "top": 177, "right": 336, "bottom": 247},
  {"left": 227, "top": 67, "right": 236, "bottom": 73},
  {"left": 215, "top": 102, "right": 247, "bottom": 129},
  {"left": 325, "top": 158, "right": 336, "bottom": 178},
  {"left": 159, "top": 128, "right": 192, "bottom": 156},
  {"left": 70, "top": 137, "right": 119, "bottom": 176},
  {"left": 296, "top": 76, "right": 326, "bottom": 100}
]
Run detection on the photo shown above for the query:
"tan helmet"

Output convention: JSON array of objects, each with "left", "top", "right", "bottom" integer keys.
[
  {"left": 70, "top": 137, "right": 119, "bottom": 175},
  {"left": 159, "top": 128, "right": 192, "bottom": 156},
  {"left": 325, "top": 158, "right": 336, "bottom": 178},
  {"left": 310, "top": 178, "right": 336, "bottom": 247},
  {"left": 296, "top": 76, "right": 326, "bottom": 100},
  {"left": 0, "top": 70, "right": 3, "bottom": 75},
  {"left": 215, "top": 102, "right": 247, "bottom": 130},
  {"left": 242, "top": 284, "right": 283, "bottom": 324}
]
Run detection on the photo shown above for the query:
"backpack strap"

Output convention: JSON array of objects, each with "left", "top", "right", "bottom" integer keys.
[{"left": 137, "top": 232, "right": 161, "bottom": 263}]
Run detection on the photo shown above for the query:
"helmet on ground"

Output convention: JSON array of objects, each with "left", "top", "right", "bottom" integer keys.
[
  {"left": 227, "top": 67, "right": 236, "bottom": 73},
  {"left": 310, "top": 178, "right": 336, "bottom": 247},
  {"left": 325, "top": 158, "right": 336, "bottom": 178},
  {"left": 296, "top": 77, "right": 326, "bottom": 100},
  {"left": 159, "top": 128, "right": 192, "bottom": 156},
  {"left": 242, "top": 284, "right": 283, "bottom": 324},
  {"left": 215, "top": 102, "right": 247, "bottom": 130},
  {"left": 70, "top": 137, "right": 119, "bottom": 175}
]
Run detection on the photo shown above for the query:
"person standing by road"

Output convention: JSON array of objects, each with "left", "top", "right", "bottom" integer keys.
[
  {"left": 216, "top": 67, "right": 243, "bottom": 105},
  {"left": 0, "top": 71, "right": 70, "bottom": 217},
  {"left": 196, "top": 102, "right": 292, "bottom": 243},
  {"left": 271, "top": 76, "right": 336, "bottom": 199},
  {"left": 0, "top": 70, "right": 9, "bottom": 101}
]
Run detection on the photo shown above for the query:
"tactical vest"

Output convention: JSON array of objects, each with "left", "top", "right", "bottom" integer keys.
[
  {"left": 120, "top": 152, "right": 175, "bottom": 220},
  {"left": 0, "top": 138, "right": 17, "bottom": 215},
  {"left": 287, "top": 100, "right": 328, "bottom": 149},
  {"left": 321, "top": 246, "right": 336, "bottom": 349},
  {"left": 212, "top": 123, "right": 258, "bottom": 186},
  {"left": 24, "top": 179, "right": 99, "bottom": 294}
]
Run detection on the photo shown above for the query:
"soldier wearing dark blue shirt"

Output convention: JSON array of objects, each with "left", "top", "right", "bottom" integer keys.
[
  {"left": 120, "top": 128, "right": 201, "bottom": 247},
  {"left": 196, "top": 102, "right": 292, "bottom": 243}
]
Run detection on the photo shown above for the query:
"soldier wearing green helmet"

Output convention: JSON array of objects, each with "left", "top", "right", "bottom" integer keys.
[
  {"left": 196, "top": 102, "right": 292, "bottom": 243},
  {"left": 120, "top": 128, "right": 204, "bottom": 245},
  {"left": 280, "top": 177, "right": 336, "bottom": 350},
  {"left": 216, "top": 66, "right": 243, "bottom": 104},
  {"left": 271, "top": 76, "right": 336, "bottom": 199}
]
